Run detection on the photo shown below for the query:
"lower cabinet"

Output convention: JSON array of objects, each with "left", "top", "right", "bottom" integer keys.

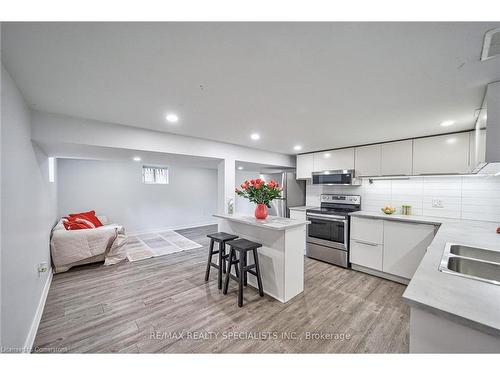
[
  {"left": 350, "top": 216, "right": 437, "bottom": 281},
  {"left": 289, "top": 209, "right": 306, "bottom": 221},
  {"left": 350, "top": 240, "right": 383, "bottom": 270},
  {"left": 383, "top": 220, "right": 435, "bottom": 279}
]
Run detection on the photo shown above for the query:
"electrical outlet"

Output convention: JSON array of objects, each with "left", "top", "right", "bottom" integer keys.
[
  {"left": 431, "top": 199, "right": 444, "bottom": 208},
  {"left": 38, "top": 262, "right": 48, "bottom": 273}
]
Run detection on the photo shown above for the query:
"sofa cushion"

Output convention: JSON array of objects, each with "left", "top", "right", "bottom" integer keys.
[
  {"left": 63, "top": 219, "right": 93, "bottom": 230},
  {"left": 68, "top": 210, "right": 103, "bottom": 228}
]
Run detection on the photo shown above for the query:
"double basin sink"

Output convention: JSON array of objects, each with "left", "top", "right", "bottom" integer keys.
[{"left": 439, "top": 243, "right": 500, "bottom": 285}]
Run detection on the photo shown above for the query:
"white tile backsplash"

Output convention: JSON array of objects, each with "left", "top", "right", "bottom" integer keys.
[{"left": 305, "top": 175, "right": 500, "bottom": 223}]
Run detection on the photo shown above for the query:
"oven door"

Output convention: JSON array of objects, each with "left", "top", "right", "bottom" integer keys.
[{"left": 306, "top": 213, "right": 348, "bottom": 250}]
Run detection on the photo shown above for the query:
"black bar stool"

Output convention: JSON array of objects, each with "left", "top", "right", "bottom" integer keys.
[
  {"left": 223, "top": 238, "right": 264, "bottom": 307},
  {"left": 205, "top": 232, "right": 239, "bottom": 289}
]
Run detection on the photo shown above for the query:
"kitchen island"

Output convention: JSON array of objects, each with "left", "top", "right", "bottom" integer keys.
[{"left": 213, "top": 213, "right": 309, "bottom": 303}]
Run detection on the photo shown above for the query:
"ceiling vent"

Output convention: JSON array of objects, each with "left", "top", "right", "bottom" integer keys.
[{"left": 481, "top": 27, "right": 500, "bottom": 61}]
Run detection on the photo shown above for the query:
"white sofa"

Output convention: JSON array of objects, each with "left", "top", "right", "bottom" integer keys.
[{"left": 50, "top": 216, "right": 126, "bottom": 273}]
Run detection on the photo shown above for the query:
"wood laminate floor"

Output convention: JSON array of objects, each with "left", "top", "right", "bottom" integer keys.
[{"left": 34, "top": 225, "right": 409, "bottom": 353}]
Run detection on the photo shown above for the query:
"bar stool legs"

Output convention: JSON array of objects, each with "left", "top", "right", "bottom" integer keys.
[
  {"left": 223, "top": 239, "right": 264, "bottom": 307},
  {"left": 217, "top": 242, "right": 225, "bottom": 290},
  {"left": 205, "top": 232, "right": 239, "bottom": 290},
  {"left": 223, "top": 248, "right": 236, "bottom": 295},
  {"left": 253, "top": 248, "right": 264, "bottom": 297},
  {"left": 204, "top": 238, "right": 215, "bottom": 282}
]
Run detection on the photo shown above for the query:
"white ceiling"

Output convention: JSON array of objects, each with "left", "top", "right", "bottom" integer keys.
[{"left": 2, "top": 22, "right": 500, "bottom": 154}]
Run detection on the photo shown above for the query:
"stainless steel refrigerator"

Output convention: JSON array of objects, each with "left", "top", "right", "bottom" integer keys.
[{"left": 259, "top": 172, "right": 306, "bottom": 218}]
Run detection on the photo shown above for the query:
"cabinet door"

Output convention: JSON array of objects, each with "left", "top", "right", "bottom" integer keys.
[
  {"left": 355, "top": 144, "right": 381, "bottom": 177},
  {"left": 289, "top": 209, "right": 306, "bottom": 221},
  {"left": 313, "top": 148, "right": 355, "bottom": 172},
  {"left": 296, "top": 154, "right": 314, "bottom": 179},
  {"left": 350, "top": 240, "right": 383, "bottom": 270},
  {"left": 381, "top": 140, "right": 413, "bottom": 176},
  {"left": 413, "top": 133, "right": 470, "bottom": 175},
  {"left": 469, "top": 129, "right": 486, "bottom": 172},
  {"left": 350, "top": 217, "right": 384, "bottom": 245},
  {"left": 383, "top": 221, "right": 435, "bottom": 279}
]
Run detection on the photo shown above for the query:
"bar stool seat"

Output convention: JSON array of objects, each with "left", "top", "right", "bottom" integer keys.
[
  {"left": 223, "top": 238, "right": 264, "bottom": 307},
  {"left": 207, "top": 232, "right": 239, "bottom": 242},
  {"left": 205, "top": 232, "right": 239, "bottom": 290}
]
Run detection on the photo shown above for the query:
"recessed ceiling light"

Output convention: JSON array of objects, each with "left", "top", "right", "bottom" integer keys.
[
  {"left": 237, "top": 166, "right": 244, "bottom": 170},
  {"left": 166, "top": 113, "right": 179, "bottom": 123},
  {"left": 293, "top": 145, "right": 302, "bottom": 151},
  {"left": 440, "top": 120, "right": 455, "bottom": 127},
  {"left": 250, "top": 133, "right": 260, "bottom": 141},
  {"left": 133, "top": 157, "right": 142, "bottom": 162},
  {"left": 446, "top": 138, "right": 457, "bottom": 144},
  {"left": 324, "top": 153, "right": 331, "bottom": 158}
]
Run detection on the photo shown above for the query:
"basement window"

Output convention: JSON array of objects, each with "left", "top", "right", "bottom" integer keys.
[
  {"left": 48, "top": 157, "right": 55, "bottom": 183},
  {"left": 142, "top": 166, "right": 169, "bottom": 184}
]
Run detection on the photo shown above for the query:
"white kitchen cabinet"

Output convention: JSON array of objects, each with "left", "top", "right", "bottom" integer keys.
[
  {"left": 355, "top": 144, "right": 381, "bottom": 177},
  {"left": 313, "top": 148, "right": 355, "bottom": 172},
  {"left": 350, "top": 217, "right": 384, "bottom": 271},
  {"left": 381, "top": 140, "right": 413, "bottom": 176},
  {"left": 350, "top": 240, "right": 383, "bottom": 270},
  {"left": 469, "top": 129, "right": 486, "bottom": 172},
  {"left": 296, "top": 154, "right": 314, "bottom": 179},
  {"left": 289, "top": 209, "right": 306, "bottom": 221},
  {"left": 383, "top": 220, "right": 435, "bottom": 279},
  {"left": 350, "top": 217, "right": 384, "bottom": 245},
  {"left": 413, "top": 133, "right": 470, "bottom": 175}
]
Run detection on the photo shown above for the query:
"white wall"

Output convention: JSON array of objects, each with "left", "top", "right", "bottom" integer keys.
[
  {"left": 57, "top": 158, "right": 218, "bottom": 233},
  {"left": 1, "top": 65, "right": 57, "bottom": 350},
  {"left": 234, "top": 169, "right": 261, "bottom": 215},
  {"left": 306, "top": 175, "right": 500, "bottom": 223}
]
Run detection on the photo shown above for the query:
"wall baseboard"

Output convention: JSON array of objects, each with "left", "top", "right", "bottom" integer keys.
[
  {"left": 127, "top": 220, "right": 218, "bottom": 236},
  {"left": 24, "top": 269, "right": 53, "bottom": 353}
]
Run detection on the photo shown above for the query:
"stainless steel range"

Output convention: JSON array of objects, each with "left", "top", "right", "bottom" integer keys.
[{"left": 306, "top": 194, "right": 361, "bottom": 268}]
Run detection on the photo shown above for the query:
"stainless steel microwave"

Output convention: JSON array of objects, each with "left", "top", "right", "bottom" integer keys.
[{"left": 312, "top": 169, "right": 361, "bottom": 185}]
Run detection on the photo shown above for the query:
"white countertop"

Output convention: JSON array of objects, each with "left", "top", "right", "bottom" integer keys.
[
  {"left": 349, "top": 211, "right": 500, "bottom": 336},
  {"left": 289, "top": 206, "right": 317, "bottom": 212},
  {"left": 214, "top": 213, "right": 310, "bottom": 230}
]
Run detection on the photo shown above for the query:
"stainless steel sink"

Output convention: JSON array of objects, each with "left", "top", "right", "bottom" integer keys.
[
  {"left": 439, "top": 243, "right": 500, "bottom": 285},
  {"left": 450, "top": 244, "right": 500, "bottom": 264},
  {"left": 446, "top": 257, "right": 500, "bottom": 283}
]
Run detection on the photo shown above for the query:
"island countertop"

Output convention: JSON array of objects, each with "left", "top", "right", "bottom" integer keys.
[
  {"left": 213, "top": 213, "right": 309, "bottom": 230},
  {"left": 349, "top": 210, "right": 500, "bottom": 337},
  {"left": 289, "top": 206, "right": 318, "bottom": 212}
]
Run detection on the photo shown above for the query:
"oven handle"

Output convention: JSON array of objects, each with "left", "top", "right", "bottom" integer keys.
[{"left": 306, "top": 213, "right": 347, "bottom": 222}]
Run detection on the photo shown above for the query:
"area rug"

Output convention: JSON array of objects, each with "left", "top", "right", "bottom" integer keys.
[{"left": 126, "top": 230, "right": 203, "bottom": 262}]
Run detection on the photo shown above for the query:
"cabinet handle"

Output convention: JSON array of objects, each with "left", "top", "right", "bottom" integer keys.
[{"left": 354, "top": 240, "right": 379, "bottom": 247}]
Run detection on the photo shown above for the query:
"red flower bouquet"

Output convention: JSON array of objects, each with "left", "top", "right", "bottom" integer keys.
[{"left": 235, "top": 178, "right": 282, "bottom": 219}]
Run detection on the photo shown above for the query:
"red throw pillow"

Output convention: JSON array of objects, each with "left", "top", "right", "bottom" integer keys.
[
  {"left": 68, "top": 210, "right": 103, "bottom": 228},
  {"left": 63, "top": 219, "right": 93, "bottom": 230},
  {"left": 73, "top": 217, "right": 96, "bottom": 228}
]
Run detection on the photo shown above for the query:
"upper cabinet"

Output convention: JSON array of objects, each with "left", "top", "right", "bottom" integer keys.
[
  {"left": 413, "top": 133, "right": 470, "bottom": 175},
  {"left": 313, "top": 148, "right": 355, "bottom": 172},
  {"left": 469, "top": 129, "right": 486, "bottom": 172},
  {"left": 297, "top": 131, "right": 475, "bottom": 180},
  {"left": 380, "top": 140, "right": 413, "bottom": 176},
  {"left": 296, "top": 154, "right": 314, "bottom": 179},
  {"left": 355, "top": 144, "right": 381, "bottom": 177}
]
